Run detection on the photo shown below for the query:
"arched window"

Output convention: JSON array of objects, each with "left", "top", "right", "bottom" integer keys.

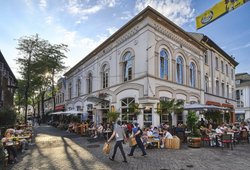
[
  {"left": 189, "top": 62, "right": 196, "bottom": 87},
  {"left": 102, "top": 64, "right": 109, "bottom": 88},
  {"left": 87, "top": 73, "right": 93, "bottom": 94},
  {"left": 68, "top": 83, "right": 72, "bottom": 99},
  {"left": 176, "top": 56, "right": 184, "bottom": 84},
  {"left": 77, "top": 79, "right": 81, "bottom": 97},
  {"left": 123, "top": 51, "right": 133, "bottom": 82},
  {"left": 160, "top": 49, "right": 169, "bottom": 80}
]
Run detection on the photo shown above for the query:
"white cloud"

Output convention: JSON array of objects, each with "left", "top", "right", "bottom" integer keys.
[
  {"left": 100, "top": 0, "right": 118, "bottom": 7},
  {"left": 107, "top": 27, "right": 118, "bottom": 35},
  {"left": 135, "top": 0, "right": 195, "bottom": 26},
  {"left": 45, "top": 16, "right": 53, "bottom": 24},
  {"left": 39, "top": 0, "right": 47, "bottom": 10},
  {"left": 65, "top": 0, "right": 118, "bottom": 23},
  {"left": 120, "top": 11, "right": 133, "bottom": 20},
  {"left": 230, "top": 43, "right": 250, "bottom": 51}
]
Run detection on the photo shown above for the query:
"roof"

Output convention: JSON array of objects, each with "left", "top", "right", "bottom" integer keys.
[
  {"left": 64, "top": 6, "right": 206, "bottom": 76},
  {"left": 235, "top": 73, "right": 250, "bottom": 87},
  {"left": 188, "top": 32, "right": 238, "bottom": 67},
  {"left": 0, "top": 50, "right": 17, "bottom": 82}
]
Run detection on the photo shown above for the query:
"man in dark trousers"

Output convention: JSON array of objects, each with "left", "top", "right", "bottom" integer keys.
[
  {"left": 128, "top": 123, "right": 147, "bottom": 156},
  {"left": 107, "top": 120, "right": 127, "bottom": 163}
]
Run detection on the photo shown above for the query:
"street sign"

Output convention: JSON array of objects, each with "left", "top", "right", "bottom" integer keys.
[{"left": 196, "top": 0, "right": 249, "bottom": 29}]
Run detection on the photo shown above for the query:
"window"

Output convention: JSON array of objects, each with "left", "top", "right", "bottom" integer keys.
[
  {"left": 77, "top": 79, "right": 81, "bottom": 97},
  {"left": 121, "top": 98, "right": 136, "bottom": 123},
  {"left": 68, "top": 83, "right": 72, "bottom": 99},
  {"left": 221, "top": 82, "right": 225, "bottom": 97},
  {"left": 215, "top": 57, "right": 219, "bottom": 69},
  {"left": 176, "top": 56, "right": 184, "bottom": 84},
  {"left": 231, "top": 68, "right": 234, "bottom": 80},
  {"left": 226, "top": 84, "right": 229, "bottom": 98},
  {"left": 205, "top": 76, "right": 209, "bottom": 93},
  {"left": 123, "top": 51, "right": 133, "bottom": 82},
  {"left": 204, "top": 51, "right": 208, "bottom": 64},
  {"left": 102, "top": 64, "right": 109, "bottom": 88},
  {"left": 144, "top": 108, "right": 152, "bottom": 128},
  {"left": 189, "top": 62, "right": 196, "bottom": 87},
  {"left": 87, "top": 73, "right": 93, "bottom": 94},
  {"left": 226, "top": 64, "right": 228, "bottom": 76},
  {"left": 216, "top": 80, "right": 219, "bottom": 95},
  {"left": 237, "top": 100, "right": 244, "bottom": 108},
  {"left": 159, "top": 49, "right": 169, "bottom": 80},
  {"left": 221, "top": 61, "right": 224, "bottom": 73}
]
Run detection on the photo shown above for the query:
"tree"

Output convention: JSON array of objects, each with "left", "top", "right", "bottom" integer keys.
[
  {"left": 186, "top": 110, "right": 200, "bottom": 137},
  {"left": 157, "top": 99, "right": 184, "bottom": 126},
  {"left": 16, "top": 34, "right": 68, "bottom": 123}
]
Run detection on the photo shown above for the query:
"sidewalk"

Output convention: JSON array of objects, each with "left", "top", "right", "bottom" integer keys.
[{"left": 8, "top": 124, "right": 250, "bottom": 170}]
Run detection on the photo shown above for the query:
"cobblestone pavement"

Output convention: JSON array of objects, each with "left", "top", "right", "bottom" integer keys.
[{"left": 7, "top": 125, "right": 250, "bottom": 170}]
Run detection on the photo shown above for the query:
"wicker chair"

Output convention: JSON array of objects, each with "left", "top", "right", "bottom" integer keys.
[{"left": 240, "top": 131, "right": 249, "bottom": 144}]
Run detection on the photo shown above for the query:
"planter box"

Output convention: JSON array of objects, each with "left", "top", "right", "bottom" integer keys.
[{"left": 187, "top": 137, "right": 201, "bottom": 148}]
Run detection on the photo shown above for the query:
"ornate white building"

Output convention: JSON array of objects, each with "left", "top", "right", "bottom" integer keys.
[{"left": 63, "top": 6, "right": 237, "bottom": 127}]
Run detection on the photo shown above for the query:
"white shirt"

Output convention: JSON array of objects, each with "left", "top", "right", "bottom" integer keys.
[
  {"left": 164, "top": 132, "right": 173, "bottom": 139},
  {"left": 215, "top": 128, "right": 223, "bottom": 134}
]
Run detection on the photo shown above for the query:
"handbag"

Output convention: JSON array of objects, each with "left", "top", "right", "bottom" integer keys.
[
  {"left": 129, "top": 136, "right": 137, "bottom": 147},
  {"left": 102, "top": 142, "right": 111, "bottom": 154}
]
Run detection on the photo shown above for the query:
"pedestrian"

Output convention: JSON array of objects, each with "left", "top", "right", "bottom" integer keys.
[
  {"left": 128, "top": 123, "right": 147, "bottom": 156},
  {"left": 107, "top": 120, "right": 128, "bottom": 163}
]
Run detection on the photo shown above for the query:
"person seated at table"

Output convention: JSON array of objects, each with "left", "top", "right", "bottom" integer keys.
[
  {"left": 67, "top": 122, "right": 74, "bottom": 133},
  {"left": 240, "top": 122, "right": 249, "bottom": 131},
  {"left": 160, "top": 128, "right": 173, "bottom": 148},
  {"left": 14, "top": 130, "right": 29, "bottom": 153},
  {"left": 94, "top": 123, "right": 103, "bottom": 138},
  {"left": 147, "top": 128, "right": 153, "bottom": 137},
  {"left": 215, "top": 125, "right": 224, "bottom": 134},
  {"left": 152, "top": 127, "right": 160, "bottom": 139},
  {"left": 1, "top": 131, "right": 18, "bottom": 164},
  {"left": 200, "top": 126, "right": 211, "bottom": 136}
]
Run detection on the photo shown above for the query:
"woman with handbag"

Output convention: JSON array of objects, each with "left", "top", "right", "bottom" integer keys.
[
  {"left": 107, "top": 120, "right": 127, "bottom": 163},
  {"left": 128, "top": 123, "right": 147, "bottom": 156}
]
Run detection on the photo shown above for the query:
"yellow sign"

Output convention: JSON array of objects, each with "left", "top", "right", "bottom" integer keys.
[{"left": 196, "top": 0, "right": 247, "bottom": 29}]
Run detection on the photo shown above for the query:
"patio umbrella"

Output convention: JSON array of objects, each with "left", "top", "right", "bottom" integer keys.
[{"left": 184, "top": 103, "right": 225, "bottom": 111}]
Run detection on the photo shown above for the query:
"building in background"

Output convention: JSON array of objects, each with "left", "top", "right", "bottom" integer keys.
[
  {"left": 189, "top": 33, "right": 238, "bottom": 123},
  {"left": 235, "top": 73, "right": 250, "bottom": 122},
  {"left": 0, "top": 50, "right": 17, "bottom": 110}
]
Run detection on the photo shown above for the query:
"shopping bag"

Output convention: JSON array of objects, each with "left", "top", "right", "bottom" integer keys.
[
  {"left": 129, "top": 136, "right": 137, "bottom": 147},
  {"left": 103, "top": 142, "right": 111, "bottom": 154}
]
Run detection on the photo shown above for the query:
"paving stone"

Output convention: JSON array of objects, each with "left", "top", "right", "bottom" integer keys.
[{"left": 7, "top": 125, "right": 250, "bottom": 170}]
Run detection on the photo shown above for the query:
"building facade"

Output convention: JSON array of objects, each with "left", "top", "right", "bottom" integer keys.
[
  {"left": 189, "top": 33, "right": 238, "bottom": 123},
  {"left": 0, "top": 50, "right": 17, "bottom": 110},
  {"left": 63, "top": 7, "right": 237, "bottom": 127},
  {"left": 235, "top": 73, "right": 250, "bottom": 122}
]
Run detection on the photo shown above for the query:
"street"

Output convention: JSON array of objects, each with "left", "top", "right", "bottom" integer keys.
[{"left": 7, "top": 125, "right": 250, "bottom": 170}]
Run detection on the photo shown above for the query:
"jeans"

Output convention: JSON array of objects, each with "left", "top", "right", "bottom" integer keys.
[
  {"left": 129, "top": 136, "right": 147, "bottom": 155},
  {"left": 111, "top": 140, "right": 126, "bottom": 161}
]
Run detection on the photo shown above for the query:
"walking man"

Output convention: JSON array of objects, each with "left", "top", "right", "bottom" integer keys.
[
  {"left": 128, "top": 123, "right": 147, "bottom": 156},
  {"left": 107, "top": 120, "right": 127, "bottom": 163}
]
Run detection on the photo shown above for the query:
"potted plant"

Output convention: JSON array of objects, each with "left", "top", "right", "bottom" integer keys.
[
  {"left": 107, "top": 111, "right": 120, "bottom": 123},
  {"left": 186, "top": 110, "right": 201, "bottom": 148}
]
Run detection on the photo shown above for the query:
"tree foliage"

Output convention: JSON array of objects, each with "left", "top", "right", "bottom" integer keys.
[
  {"left": 15, "top": 34, "right": 68, "bottom": 122},
  {"left": 157, "top": 99, "right": 184, "bottom": 125}
]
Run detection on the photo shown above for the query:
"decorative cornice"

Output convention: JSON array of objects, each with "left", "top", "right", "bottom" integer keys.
[{"left": 151, "top": 22, "right": 202, "bottom": 56}]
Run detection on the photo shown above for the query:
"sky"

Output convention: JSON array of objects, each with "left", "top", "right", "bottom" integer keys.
[{"left": 1, "top": 0, "right": 250, "bottom": 79}]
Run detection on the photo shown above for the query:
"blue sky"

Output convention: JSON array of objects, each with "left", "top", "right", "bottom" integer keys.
[{"left": 1, "top": 0, "right": 250, "bottom": 79}]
